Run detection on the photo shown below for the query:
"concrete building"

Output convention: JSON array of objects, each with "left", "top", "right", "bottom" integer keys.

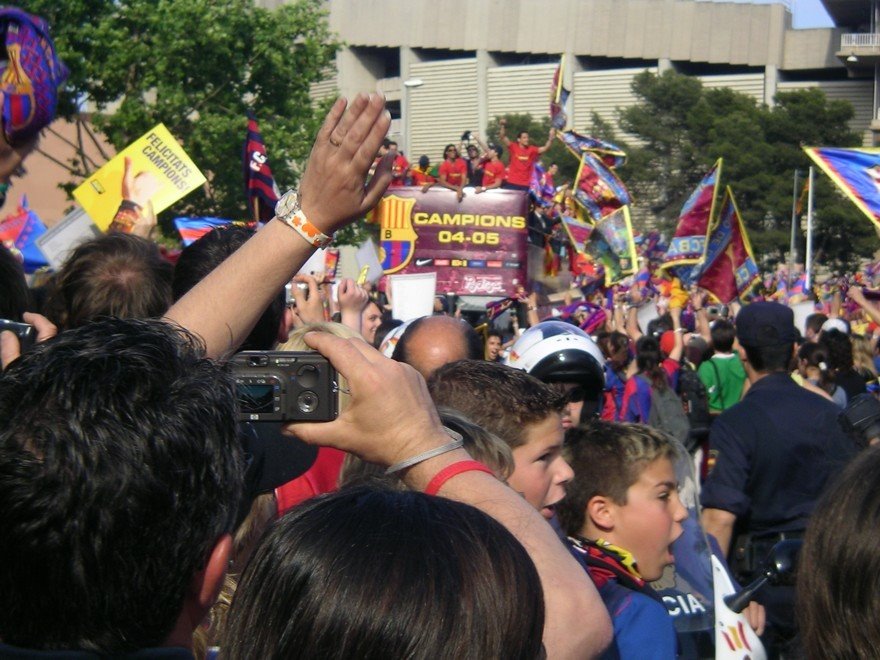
[
  {"left": 12, "top": 0, "right": 877, "bottom": 230},
  {"left": 263, "top": 0, "right": 879, "bottom": 163}
]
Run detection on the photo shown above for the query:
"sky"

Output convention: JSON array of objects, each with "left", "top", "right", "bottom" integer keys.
[
  {"left": 706, "top": 0, "right": 834, "bottom": 29},
  {"left": 791, "top": 0, "right": 834, "bottom": 28}
]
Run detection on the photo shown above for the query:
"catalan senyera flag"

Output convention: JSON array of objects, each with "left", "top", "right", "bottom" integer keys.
[
  {"left": 549, "top": 56, "right": 570, "bottom": 130},
  {"left": 244, "top": 112, "right": 280, "bottom": 223},
  {"left": 696, "top": 187, "right": 760, "bottom": 303},
  {"left": 661, "top": 158, "right": 722, "bottom": 286},
  {"left": 572, "top": 151, "right": 632, "bottom": 222},
  {"left": 588, "top": 206, "right": 637, "bottom": 285},
  {"left": 803, "top": 147, "right": 880, "bottom": 229}
]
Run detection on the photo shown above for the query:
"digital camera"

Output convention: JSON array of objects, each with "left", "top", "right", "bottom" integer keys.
[{"left": 230, "top": 351, "right": 339, "bottom": 422}]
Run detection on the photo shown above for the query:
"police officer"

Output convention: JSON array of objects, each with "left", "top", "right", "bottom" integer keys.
[{"left": 700, "top": 302, "right": 856, "bottom": 653}]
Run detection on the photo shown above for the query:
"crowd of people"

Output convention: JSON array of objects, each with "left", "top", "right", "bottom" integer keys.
[{"left": 3, "top": 93, "right": 880, "bottom": 660}]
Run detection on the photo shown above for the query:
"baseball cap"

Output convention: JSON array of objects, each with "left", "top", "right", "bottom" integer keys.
[
  {"left": 736, "top": 302, "right": 798, "bottom": 347},
  {"left": 660, "top": 330, "right": 676, "bottom": 356}
]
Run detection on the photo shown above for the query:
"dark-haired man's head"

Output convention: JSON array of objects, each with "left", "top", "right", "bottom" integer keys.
[
  {"left": 736, "top": 302, "right": 798, "bottom": 374},
  {"left": 173, "top": 226, "right": 287, "bottom": 350},
  {"left": 44, "top": 234, "right": 172, "bottom": 330},
  {"left": 392, "top": 315, "right": 482, "bottom": 379},
  {"left": 0, "top": 317, "right": 244, "bottom": 653}
]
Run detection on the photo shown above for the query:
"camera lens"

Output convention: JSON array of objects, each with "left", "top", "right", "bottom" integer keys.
[{"left": 297, "top": 390, "right": 319, "bottom": 414}]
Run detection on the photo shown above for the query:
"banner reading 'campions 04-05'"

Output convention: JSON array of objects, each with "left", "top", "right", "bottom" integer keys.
[{"left": 372, "top": 187, "right": 529, "bottom": 297}]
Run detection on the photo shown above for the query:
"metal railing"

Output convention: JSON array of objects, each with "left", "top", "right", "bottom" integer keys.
[{"left": 841, "top": 33, "right": 880, "bottom": 49}]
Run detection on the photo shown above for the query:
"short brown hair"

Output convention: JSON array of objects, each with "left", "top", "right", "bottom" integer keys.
[
  {"left": 556, "top": 421, "right": 680, "bottom": 537},
  {"left": 427, "top": 359, "right": 565, "bottom": 448},
  {"left": 45, "top": 234, "right": 172, "bottom": 329}
]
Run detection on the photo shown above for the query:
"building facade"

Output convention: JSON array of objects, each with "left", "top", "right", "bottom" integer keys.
[{"left": 259, "top": 0, "right": 879, "bottom": 163}]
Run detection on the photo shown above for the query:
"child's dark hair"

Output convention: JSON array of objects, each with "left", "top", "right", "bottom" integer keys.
[
  {"left": 710, "top": 319, "right": 736, "bottom": 353},
  {"left": 556, "top": 421, "right": 680, "bottom": 537}
]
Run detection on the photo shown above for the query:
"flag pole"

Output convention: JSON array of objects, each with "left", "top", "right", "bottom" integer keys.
[
  {"left": 788, "top": 169, "right": 799, "bottom": 289},
  {"left": 805, "top": 166, "right": 815, "bottom": 291}
]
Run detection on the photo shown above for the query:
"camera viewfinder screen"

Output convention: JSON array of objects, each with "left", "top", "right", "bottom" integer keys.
[{"left": 237, "top": 382, "right": 276, "bottom": 413}]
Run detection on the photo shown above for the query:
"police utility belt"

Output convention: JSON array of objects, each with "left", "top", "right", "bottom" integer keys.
[{"left": 732, "top": 530, "right": 804, "bottom": 577}]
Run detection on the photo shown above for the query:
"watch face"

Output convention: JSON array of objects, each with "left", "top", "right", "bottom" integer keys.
[{"left": 276, "top": 190, "right": 299, "bottom": 217}]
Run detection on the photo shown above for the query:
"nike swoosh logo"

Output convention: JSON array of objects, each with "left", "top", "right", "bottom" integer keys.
[{"left": 415, "top": 258, "right": 433, "bottom": 266}]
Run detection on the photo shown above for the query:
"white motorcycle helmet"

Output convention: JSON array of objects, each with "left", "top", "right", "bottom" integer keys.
[{"left": 505, "top": 321, "right": 606, "bottom": 407}]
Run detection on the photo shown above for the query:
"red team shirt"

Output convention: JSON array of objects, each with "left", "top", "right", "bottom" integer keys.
[
  {"left": 506, "top": 142, "right": 540, "bottom": 186},
  {"left": 438, "top": 158, "right": 467, "bottom": 186},
  {"left": 388, "top": 154, "right": 410, "bottom": 187},
  {"left": 481, "top": 159, "right": 506, "bottom": 187}
]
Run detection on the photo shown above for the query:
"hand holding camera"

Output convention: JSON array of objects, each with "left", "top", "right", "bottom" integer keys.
[
  {"left": 283, "top": 332, "right": 450, "bottom": 469},
  {"left": 0, "top": 312, "right": 57, "bottom": 369}
]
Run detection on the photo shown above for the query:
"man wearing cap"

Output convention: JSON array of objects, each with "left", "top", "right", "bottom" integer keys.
[{"left": 700, "top": 302, "right": 856, "bottom": 650}]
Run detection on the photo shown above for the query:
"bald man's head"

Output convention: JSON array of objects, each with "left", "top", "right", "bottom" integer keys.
[{"left": 392, "top": 316, "right": 483, "bottom": 379}]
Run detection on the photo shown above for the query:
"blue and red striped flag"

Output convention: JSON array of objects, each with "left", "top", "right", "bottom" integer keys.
[
  {"left": 244, "top": 112, "right": 280, "bottom": 223},
  {"left": 696, "top": 188, "right": 760, "bottom": 303},
  {"left": 549, "top": 57, "right": 570, "bottom": 130},
  {"left": 173, "top": 216, "right": 251, "bottom": 246},
  {"left": 572, "top": 152, "right": 631, "bottom": 222},
  {"left": 662, "top": 159, "right": 722, "bottom": 287},
  {"left": 0, "top": 197, "right": 46, "bottom": 272},
  {"left": 804, "top": 147, "right": 880, "bottom": 229},
  {"left": 560, "top": 130, "right": 626, "bottom": 169}
]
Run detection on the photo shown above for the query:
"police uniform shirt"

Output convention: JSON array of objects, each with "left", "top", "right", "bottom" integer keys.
[{"left": 700, "top": 372, "right": 856, "bottom": 535}]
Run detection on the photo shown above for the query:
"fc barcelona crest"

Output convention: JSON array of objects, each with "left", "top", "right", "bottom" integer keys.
[{"left": 376, "top": 194, "right": 418, "bottom": 274}]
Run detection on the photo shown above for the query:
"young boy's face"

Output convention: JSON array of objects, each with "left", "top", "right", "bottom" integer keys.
[
  {"left": 606, "top": 456, "right": 687, "bottom": 581},
  {"left": 508, "top": 413, "right": 573, "bottom": 520}
]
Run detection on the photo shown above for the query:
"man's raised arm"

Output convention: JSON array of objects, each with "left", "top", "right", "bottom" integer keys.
[{"left": 165, "top": 94, "right": 392, "bottom": 359}]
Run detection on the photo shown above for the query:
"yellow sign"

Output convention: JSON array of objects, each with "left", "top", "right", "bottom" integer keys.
[{"left": 73, "top": 123, "right": 206, "bottom": 230}]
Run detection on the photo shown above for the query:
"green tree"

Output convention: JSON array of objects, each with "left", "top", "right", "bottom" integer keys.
[
  {"left": 20, "top": 0, "right": 338, "bottom": 234},
  {"left": 615, "top": 70, "right": 873, "bottom": 269}
]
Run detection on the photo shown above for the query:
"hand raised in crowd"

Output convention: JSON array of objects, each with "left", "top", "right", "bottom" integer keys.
[
  {"left": 289, "top": 274, "right": 326, "bottom": 326},
  {"left": 299, "top": 94, "right": 393, "bottom": 235},
  {"left": 848, "top": 284, "right": 868, "bottom": 306},
  {"left": 336, "top": 277, "right": 368, "bottom": 335},
  {"left": 0, "top": 312, "right": 57, "bottom": 369},
  {"left": 690, "top": 287, "right": 707, "bottom": 310}
]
